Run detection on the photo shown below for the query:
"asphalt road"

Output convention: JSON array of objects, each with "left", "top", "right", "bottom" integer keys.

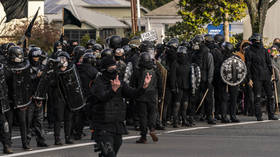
[{"left": 1, "top": 115, "right": 280, "bottom": 157}]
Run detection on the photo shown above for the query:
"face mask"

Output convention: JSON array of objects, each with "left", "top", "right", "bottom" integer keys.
[
  {"left": 103, "top": 68, "right": 118, "bottom": 80},
  {"left": 115, "top": 56, "right": 123, "bottom": 61},
  {"left": 192, "top": 44, "right": 200, "bottom": 50}
]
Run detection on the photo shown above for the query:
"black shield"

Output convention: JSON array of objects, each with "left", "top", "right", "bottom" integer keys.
[
  {"left": 34, "top": 58, "right": 58, "bottom": 100},
  {"left": 10, "top": 60, "right": 32, "bottom": 108},
  {"left": 58, "top": 64, "right": 86, "bottom": 111}
]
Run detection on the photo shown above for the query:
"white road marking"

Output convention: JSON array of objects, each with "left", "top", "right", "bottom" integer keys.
[
  {"left": 11, "top": 127, "right": 90, "bottom": 140},
  {"left": 4, "top": 120, "right": 279, "bottom": 157}
]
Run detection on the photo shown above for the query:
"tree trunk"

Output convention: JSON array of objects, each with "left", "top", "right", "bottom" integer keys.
[
  {"left": 224, "top": 13, "right": 230, "bottom": 42},
  {"left": 246, "top": 0, "right": 274, "bottom": 37}
]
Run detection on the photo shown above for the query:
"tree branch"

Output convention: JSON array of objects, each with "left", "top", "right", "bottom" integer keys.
[{"left": 269, "top": 0, "right": 278, "bottom": 9}]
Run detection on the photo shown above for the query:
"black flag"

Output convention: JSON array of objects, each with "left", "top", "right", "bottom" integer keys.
[
  {"left": 25, "top": 7, "right": 40, "bottom": 38},
  {"left": 0, "top": 0, "right": 28, "bottom": 23},
  {"left": 63, "top": 8, "right": 82, "bottom": 27}
]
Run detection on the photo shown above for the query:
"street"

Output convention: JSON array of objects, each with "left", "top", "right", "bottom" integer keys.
[{"left": 1, "top": 115, "right": 280, "bottom": 157}]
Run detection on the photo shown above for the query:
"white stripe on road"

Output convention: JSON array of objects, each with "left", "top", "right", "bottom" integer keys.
[
  {"left": 11, "top": 127, "right": 90, "bottom": 140},
  {"left": 4, "top": 120, "right": 279, "bottom": 157},
  {"left": 164, "top": 127, "right": 210, "bottom": 134}
]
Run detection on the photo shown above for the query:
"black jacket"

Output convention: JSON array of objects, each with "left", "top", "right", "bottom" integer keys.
[
  {"left": 89, "top": 75, "right": 145, "bottom": 134},
  {"left": 245, "top": 46, "right": 272, "bottom": 81},
  {"left": 131, "top": 65, "right": 163, "bottom": 102},
  {"left": 77, "top": 63, "right": 98, "bottom": 99},
  {"left": 192, "top": 45, "right": 214, "bottom": 84}
]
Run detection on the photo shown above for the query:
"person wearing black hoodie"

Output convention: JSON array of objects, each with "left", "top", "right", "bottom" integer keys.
[
  {"left": 89, "top": 56, "right": 152, "bottom": 157},
  {"left": 172, "top": 46, "right": 192, "bottom": 127},
  {"left": 190, "top": 35, "right": 215, "bottom": 124},
  {"left": 160, "top": 38, "right": 179, "bottom": 126},
  {"left": 245, "top": 33, "right": 278, "bottom": 121},
  {"left": 132, "top": 52, "right": 162, "bottom": 144},
  {"left": 74, "top": 53, "right": 99, "bottom": 140}
]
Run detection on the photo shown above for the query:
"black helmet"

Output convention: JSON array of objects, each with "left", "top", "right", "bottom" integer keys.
[
  {"left": 139, "top": 52, "right": 152, "bottom": 65},
  {"left": 29, "top": 47, "right": 42, "bottom": 58},
  {"left": 167, "top": 38, "right": 179, "bottom": 49},
  {"left": 109, "top": 35, "right": 122, "bottom": 49},
  {"left": 101, "top": 48, "right": 113, "bottom": 58},
  {"left": 82, "top": 53, "right": 96, "bottom": 65},
  {"left": 249, "top": 33, "right": 262, "bottom": 42},
  {"left": 87, "top": 39, "right": 96, "bottom": 46},
  {"left": 73, "top": 46, "right": 86, "bottom": 57},
  {"left": 8, "top": 46, "right": 24, "bottom": 63},
  {"left": 85, "top": 49, "right": 94, "bottom": 54},
  {"left": 223, "top": 42, "right": 234, "bottom": 53},
  {"left": 180, "top": 40, "right": 191, "bottom": 48},
  {"left": 177, "top": 46, "right": 188, "bottom": 54},
  {"left": 214, "top": 34, "right": 225, "bottom": 44},
  {"left": 92, "top": 43, "right": 103, "bottom": 51},
  {"left": 1, "top": 43, "right": 15, "bottom": 56},
  {"left": 192, "top": 35, "right": 204, "bottom": 45},
  {"left": 54, "top": 41, "right": 63, "bottom": 52},
  {"left": 204, "top": 34, "right": 215, "bottom": 44},
  {"left": 123, "top": 45, "right": 131, "bottom": 55},
  {"left": 140, "top": 40, "right": 154, "bottom": 53},
  {"left": 57, "top": 51, "right": 70, "bottom": 59}
]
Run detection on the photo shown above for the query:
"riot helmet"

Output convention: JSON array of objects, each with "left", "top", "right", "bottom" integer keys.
[
  {"left": 139, "top": 52, "right": 153, "bottom": 69},
  {"left": 101, "top": 48, "right": 113, "bottom": 58},
  {"left": 8, "top": 46, "right": 24, "bottom": 63},
  {"left": 191, "top": 35, "right": 204, "bottom": 50},
  {"left": 86, "top": 39, "right": 96, "bottom": 49},
  {"left": 214, "top": 34, "right": 225, "bottom": 45},
  {"left": 109, "top": 35, "right": 122, "bottom": 49},
  {"left": 82, "top": 52, "right": 96, "bottom": 65}
]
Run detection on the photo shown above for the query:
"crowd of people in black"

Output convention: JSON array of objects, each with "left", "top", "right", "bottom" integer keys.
[{"left": 0, "top": 33, "right": 280, "bottom": 157}]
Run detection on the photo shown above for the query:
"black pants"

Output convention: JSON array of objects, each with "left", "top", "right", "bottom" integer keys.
[
  {"left": 137, "top": 101, "right": 156, "bottom": 138},
  {"left": 162, "top": 88, "right": 174, "bottom": 124},
  {"left": 173, "top": 89, "right": 190, "bottom": 125},
  {"left": 6, "top": 107, "right": 28, "bottom": 146},
  {"left": 0, "top": 113, "right": 10, "bottom": 146},
  {"left": 253, "top": 80, "right": 274, "bottom": 118},
  {"left": 94, "top": 130, "right": 122, "bottom": 157},
  {"left": 191, "top": 82, "right": 214, "bottom": 118},
  {"left": 244, "top": 85, "right": 254, "bottom": 115},
  {"left": 26, "top": 101, "right": 45, "bottom": 144},
  {"left": 72, "top": 108, "right": 87, "bottom": 138},
  {"left": 54, "top": 101, "right": 73, "bottom": 138}
]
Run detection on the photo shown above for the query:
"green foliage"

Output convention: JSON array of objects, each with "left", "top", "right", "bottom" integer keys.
[
  {"left": 80, "top": 33, "right": 91, "bottom": 47},
  {"left": 141, "top": 0, "right": 172, "bottom": 10},
  {"left": 168, "top": 0, "right": 246, "bottom": 40}
]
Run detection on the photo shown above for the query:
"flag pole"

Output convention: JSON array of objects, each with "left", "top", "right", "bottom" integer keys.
[{"left": 62, "top": 8, "right": 65, "bottom": 36}]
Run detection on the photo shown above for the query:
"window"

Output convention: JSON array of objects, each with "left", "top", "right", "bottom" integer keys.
[
  {"left": 100, "top": 29, "right": 116, "bottom": 40},
  {"left": 64, "top": 29, "right": 96, "bottom": 43}
]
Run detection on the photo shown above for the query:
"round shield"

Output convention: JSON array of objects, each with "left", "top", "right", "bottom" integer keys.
[
  {"left": 220, "top": 56, "right": 247, "bottom": 86},
  {"left": 190, "top": 63, "right": 201, "bottom": 95}
]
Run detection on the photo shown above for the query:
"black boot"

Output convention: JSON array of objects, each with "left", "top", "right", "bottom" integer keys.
[
  {"left": 65, "top": 136, "right": 74, "bottom": 144},
  {"left": 3, "top": 144, "right": 13, "bottom": 154},
  {"left": 221, "top": 115, "right": 230, "bottom": 123},
  {"left": 37, "top": 141, "right": 48, "bottom": 147},
  {"left": 22, "top": 144, "right": 32, "bottom": 151},
  {"left": 230, "top": 115, "right": 240, "bottom": 123},
  {"left": 55, "top": 136, "right": 63, "bottom": 145},
  {"left": 136, "top": 137, "right": 147, "bottom": 144},
  {"left": 207, "top": 116, "right": 216, "bottom": 125}
]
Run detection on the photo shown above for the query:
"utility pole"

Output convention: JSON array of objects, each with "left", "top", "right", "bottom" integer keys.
[
  {"left": 130, "top": 0, "right": 138, "bottom": 35},
  {"left": 137, "top": 0, "right": 141, "bottom": 32}
]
